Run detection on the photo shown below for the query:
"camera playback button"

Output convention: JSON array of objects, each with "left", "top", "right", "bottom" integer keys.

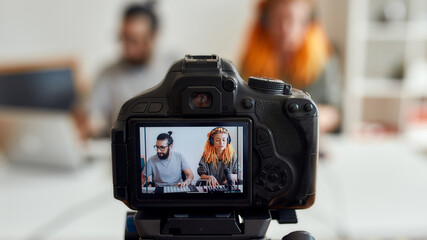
[
  {"left": 148, "top": 102, "right": 163, "bottom": 113},
  {"left": 256, "top": 128, "right": 270, "bottom": 146}
]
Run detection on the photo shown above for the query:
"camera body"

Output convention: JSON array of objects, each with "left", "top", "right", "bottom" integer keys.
[{"left": 111, "top": 55, "right": 318, "bottom": 210}]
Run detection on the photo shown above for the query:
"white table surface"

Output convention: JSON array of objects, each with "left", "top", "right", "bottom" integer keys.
[{"left": 1, "top": 136, "right": 427, "bottom": 240}]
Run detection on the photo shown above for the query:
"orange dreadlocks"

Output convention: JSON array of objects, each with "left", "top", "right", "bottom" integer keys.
[{"left": 202, "top": 128, "right": 236, "bottom": 169}]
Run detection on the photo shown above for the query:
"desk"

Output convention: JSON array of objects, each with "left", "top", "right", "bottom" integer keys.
[{"left": 1, "top": 136, "right": 427, "bottom": 240}]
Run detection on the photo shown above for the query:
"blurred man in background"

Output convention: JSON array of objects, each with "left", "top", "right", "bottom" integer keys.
[{"left": 88, "top": 2, "right": 169, "bottom": 137}]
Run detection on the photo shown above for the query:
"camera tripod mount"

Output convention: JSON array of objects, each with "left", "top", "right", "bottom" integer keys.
[{"left": 124, "top": 209, "right": 315, "bottom": 240}]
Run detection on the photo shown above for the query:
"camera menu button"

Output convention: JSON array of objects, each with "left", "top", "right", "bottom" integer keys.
[{"left": 131, "top": 103, "right": 148, "bottom": 113}]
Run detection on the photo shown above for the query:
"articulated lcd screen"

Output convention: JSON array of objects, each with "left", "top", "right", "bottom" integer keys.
[{"left": 136, "top": 122, "right": 247, "bottom": 197}]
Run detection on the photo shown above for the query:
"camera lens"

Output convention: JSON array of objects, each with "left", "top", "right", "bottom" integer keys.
[{"left": 190, "top": 92, "right": 212, "bottom": 109}]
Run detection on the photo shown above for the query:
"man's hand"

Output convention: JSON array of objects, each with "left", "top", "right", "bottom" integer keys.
[{"left": 178, "top": 180, "right": 190, "bottom": 188}]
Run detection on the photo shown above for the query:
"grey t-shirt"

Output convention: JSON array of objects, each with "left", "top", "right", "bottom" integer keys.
[
  {"left": 89, "top": 53, "right": 177, "bottom": 136},
  {"left": 144, "top": 151, "right": 190, "bottom": 187},
  {"left": 197, "top": 155, "right": 238, "bottom": 184}
]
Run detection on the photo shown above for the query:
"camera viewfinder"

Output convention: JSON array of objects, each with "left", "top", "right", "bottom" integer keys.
[{"left": 191, "top": 92, "right": 212, "bottom": 109}]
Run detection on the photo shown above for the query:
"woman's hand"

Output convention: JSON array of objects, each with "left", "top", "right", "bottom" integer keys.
[
  {"left": 222, "top": 178, "right": 237, "bottom": 186},
  {"left": 206, "top": 175, "right": 220, "bottom": 186}
]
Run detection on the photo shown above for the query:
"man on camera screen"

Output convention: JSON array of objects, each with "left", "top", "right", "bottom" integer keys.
[{"left": 141, "top": 131, "right": 194, "bottom": 187}]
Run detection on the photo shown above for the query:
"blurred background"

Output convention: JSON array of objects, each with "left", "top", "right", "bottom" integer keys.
[{"left": 0, "top": 0, "right": 426, "bottom": 239}]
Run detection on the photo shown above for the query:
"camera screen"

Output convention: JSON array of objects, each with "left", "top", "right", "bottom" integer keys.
[{"left": 135, "top": 121, "right": 248, "bottom": 198}]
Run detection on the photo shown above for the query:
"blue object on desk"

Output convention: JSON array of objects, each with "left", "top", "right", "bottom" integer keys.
[{"left": 126, "top": 213, "right": 138, "bottom": 234}]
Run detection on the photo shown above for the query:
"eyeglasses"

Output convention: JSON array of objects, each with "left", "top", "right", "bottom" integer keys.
[{"left": 153, "top": 145, "right": 168, "bottom": 151}]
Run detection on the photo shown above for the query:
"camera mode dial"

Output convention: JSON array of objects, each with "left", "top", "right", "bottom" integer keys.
[{"left": 248, "top": 77, "right": 292, "bottom": 95}]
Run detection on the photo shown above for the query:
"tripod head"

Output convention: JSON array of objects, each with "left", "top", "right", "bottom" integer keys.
[
  {"left": 124, "top": 209, "right": 315, "bottom": 240},
  {"left": 283, "top": 231, "right": 315, "bottom": 240}
]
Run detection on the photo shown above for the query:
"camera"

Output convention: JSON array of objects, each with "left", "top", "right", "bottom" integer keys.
[{"left": 111, "top": 55, "right": 318, "bottom": 211}]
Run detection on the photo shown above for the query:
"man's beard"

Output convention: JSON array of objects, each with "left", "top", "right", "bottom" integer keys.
[
  {"left": 157, "top": 148, "right": 170, "bottom": 160},
  {"left": 122, "top": 52, "right": 152, "bottom": 66},
  {"left": 123, "top": 56, "right": 148, "bottom": 66}
]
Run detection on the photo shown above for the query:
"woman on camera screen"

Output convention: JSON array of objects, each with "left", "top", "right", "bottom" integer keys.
[{"left": 197, "top": 127, "right": 238, "bottom": 186}]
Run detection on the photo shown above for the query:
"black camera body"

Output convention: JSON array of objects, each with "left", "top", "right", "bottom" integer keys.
[{"left": 111, "top": 55, "right": 318, "bottom": 211}]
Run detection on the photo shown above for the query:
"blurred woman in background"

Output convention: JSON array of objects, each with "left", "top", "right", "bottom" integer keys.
[{"left": 240, "top": 0, "right": 341, "bottom": 133}]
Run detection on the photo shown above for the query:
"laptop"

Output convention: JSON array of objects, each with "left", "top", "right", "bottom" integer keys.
[{"left": 0, "top": 60, "right": 85, "bottom": 169}]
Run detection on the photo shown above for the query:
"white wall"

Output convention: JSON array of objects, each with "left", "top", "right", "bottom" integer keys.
[
  {"left": 0, "top": 0, "right": 256, "bottom": 80},
  {"left": 0, "top": 0, "right": 123, "bottom": 78},
  {"left": 0, "top": 0, "right": 346, "bottom": 80}
]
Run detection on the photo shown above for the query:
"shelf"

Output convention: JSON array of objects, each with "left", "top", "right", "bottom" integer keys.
[
  {"left": 345, "top": 0, "right": 427, "bottom": 136},
  {"left": 348, "top": 77, "right": 427, "bottom": 99},
  {"left": 366, "top": 20, "right": 427, "bottom": 41},
  {"left": 367, "top": 21, "right": 408, "bottom": 41},
  {"left": 407, "top": 20, "right": 427, "bottom": 40},
  {"left": 349, "top": 77, "right": 403, "bottom": 98}
]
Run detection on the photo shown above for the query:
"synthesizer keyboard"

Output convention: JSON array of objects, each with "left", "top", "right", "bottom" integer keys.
[{"left": 155, "top": 185, "right": 200, "bottom": 194}]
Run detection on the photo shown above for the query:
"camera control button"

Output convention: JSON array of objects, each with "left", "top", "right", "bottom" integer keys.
[
  {"left": 268, "top": 172, "right": 279, "bottom": 183},
  {"left": 242, "top": 98, "right": 254, "bottom": 109},
  {"left": 259, "top": 146, "right": 273, "bottom": 159},
  {"left": 265, "top": 185, "right": 282, "bottom": 192},
  {"left": 288, "top": 103, "right": 299, "bottom": 113},
  {"left": 131, "top": 103, "right": 148, "bottom": 113},
  {"left": 256, "top": 128, "right": 270, "bottom": 145},
  {"left": 264, "top": 185, "right": 282, "bottom": 192},
  {"left": 304, "top": 103, "right": 314, "bottom": 112},
  {"left": 281, "top": 173, "right": 288, "bottom": 186},
  {"left": 258, "top": 177, "right": 266, "bottom": 186},
  {"left": 148, "top": 102, "right": 163, "bottom": 113},
  {"left": 223, "top": 78, "right": 236, "bottom": 91}
]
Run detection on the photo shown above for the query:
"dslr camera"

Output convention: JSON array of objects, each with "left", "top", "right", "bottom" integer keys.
[{"left": 111, "top": 55, "right": 318, "bottom": 239}]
